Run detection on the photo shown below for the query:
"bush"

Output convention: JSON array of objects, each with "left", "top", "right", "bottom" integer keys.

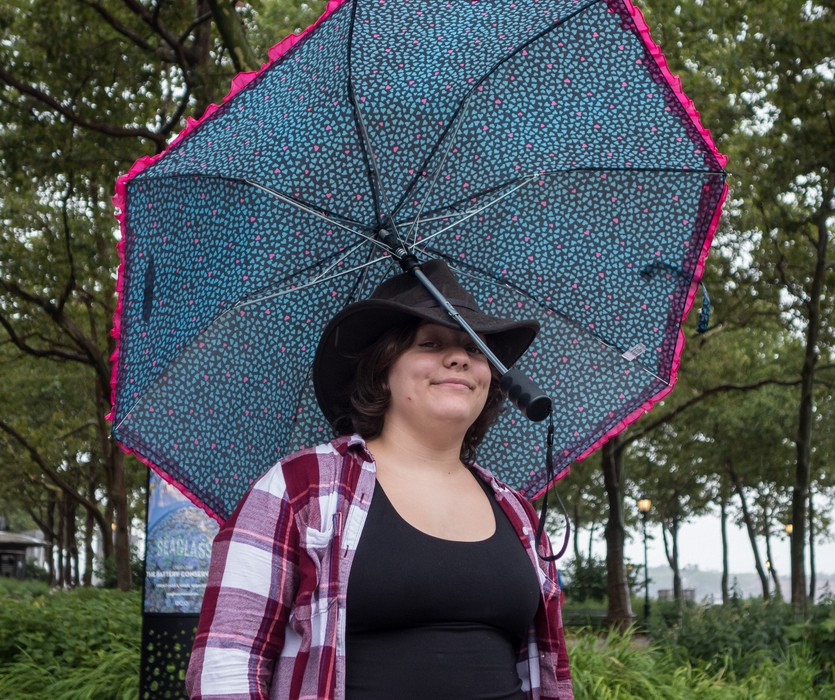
[
  {"left": 561, "top": 556, "right": 642, "bottom": 603},
  {"left": 570, "top": 627, "right": 835, "bottom": 699},
  {"left": 0, "top": 584, "right": 141, "bottom": 699},
  {"left": 649, "top": 597, "right": 824, "bottom": 680},
  {"left": 787, "top": 599, "right": 835, "bottom": 685}
]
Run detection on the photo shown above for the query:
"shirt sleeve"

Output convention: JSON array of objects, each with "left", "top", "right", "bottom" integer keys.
[{"left": 186, "top": 465, "right": 300, "bottom": 699}]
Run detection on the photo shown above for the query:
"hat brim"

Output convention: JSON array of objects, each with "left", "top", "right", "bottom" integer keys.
[{"left": 313, "top": 298, "right": 539, "bottom": 424}]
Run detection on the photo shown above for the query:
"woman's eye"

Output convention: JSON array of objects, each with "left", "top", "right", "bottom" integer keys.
[{"left": 467, "top": 345, "right": 483, "bottom": 355}]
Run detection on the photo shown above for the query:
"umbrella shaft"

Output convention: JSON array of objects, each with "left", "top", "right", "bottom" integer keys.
[{"left": 411, "top": 266, "right": 507, "bottom": 374}]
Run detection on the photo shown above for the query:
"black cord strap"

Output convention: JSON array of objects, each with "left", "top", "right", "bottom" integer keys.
[{"left": 536, "top": 411, "right": 571, "bottom": 561}]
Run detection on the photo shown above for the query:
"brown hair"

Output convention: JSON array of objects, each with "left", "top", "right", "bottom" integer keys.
[{"left": 331, "top": 319, "right": 504, "bottom": 463}]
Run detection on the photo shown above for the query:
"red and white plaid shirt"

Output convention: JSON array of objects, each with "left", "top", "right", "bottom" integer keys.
[{"left": 186, "top": 434, "right": 573, "bottom": 699}]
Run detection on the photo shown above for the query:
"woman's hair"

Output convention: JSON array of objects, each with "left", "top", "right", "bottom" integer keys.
[{"left": 331, "top": 319, "right": 504, "bottom": 463}]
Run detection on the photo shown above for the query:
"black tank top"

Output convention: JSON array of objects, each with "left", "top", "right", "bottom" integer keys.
[{"left": 345, "top": 475, "right": 541, "bottom": 699}]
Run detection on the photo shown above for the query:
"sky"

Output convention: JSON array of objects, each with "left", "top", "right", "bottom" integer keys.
[{"left": 576, "top": 513, "right": 834, "bottom": 577}]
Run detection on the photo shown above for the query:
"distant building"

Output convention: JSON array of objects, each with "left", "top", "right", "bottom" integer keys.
[
  {"left": 0, "top": 531, "right": 47, "bottom": 579},
  {"left": 657, "top": 588, "right": 696, "bottom": 602}
]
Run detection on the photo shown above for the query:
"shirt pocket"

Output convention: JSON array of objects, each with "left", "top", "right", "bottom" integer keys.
[{"left": 295, "top": 525, "right": 337, "bottom": 620}]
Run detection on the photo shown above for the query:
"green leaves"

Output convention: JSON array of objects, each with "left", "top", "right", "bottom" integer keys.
[{"left": 0, "top": 581, "right": 141, "bottom": 700}]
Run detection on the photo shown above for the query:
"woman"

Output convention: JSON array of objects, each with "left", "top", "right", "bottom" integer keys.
[{"left": 186, "top": 260, "right": 573, "bottom": 699}]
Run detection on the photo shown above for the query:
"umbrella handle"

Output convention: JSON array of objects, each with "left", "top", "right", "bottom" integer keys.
[{"left": 499, "top": 368, "right": 551, "bottom": 422}]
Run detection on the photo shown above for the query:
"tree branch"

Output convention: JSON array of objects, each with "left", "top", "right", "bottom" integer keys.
[
  {"left": 79, "top": 0, "right": 177, "bottom": 61},
  {"left": 622, "top": 376, "right": 805, "bottom": 448},
  {"left": 0, "top": 312, "right": 89, "bottom": 363},
  {"left": 119, "top": 0, "right": 195, "bottom": 72},
  {"left": 0, "top": 419, "right": 107, "bottom": 533},
  {"left": 0, "top": 280, "right": 110, "bottom": 388},
  {"left": 55, "top": 179, "right": 77, "bottom": 315},
  {"left": 0, "top": 65, "right": 166, "bottom": 148},
  {"left": 206, "top": 0, "right": 260, "bottom": 73}
]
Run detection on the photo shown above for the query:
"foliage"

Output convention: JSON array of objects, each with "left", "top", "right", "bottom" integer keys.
[
  {"left": 561, "top": 555, "right": 641, "bottom": 603},
  {"left": 0, "top": 582, "right": 140, "bottom": 699},
  {"left": 95, "top": 544, "right": 146, "bottom": 591},
  {"left": 787, "top": 599, "right": 835, "bottom": 681},
  {"left": 0, "top": 578, "right": 50, "bottom": 600},
  {"left": 651, "top": 596, "right": 835, "bottom": 680},
  {"left": 570, "top": 627, "right": 834, "bottom": 700},
  {"left": 2, "top": 580, "right": 833, "bottom": 699}
]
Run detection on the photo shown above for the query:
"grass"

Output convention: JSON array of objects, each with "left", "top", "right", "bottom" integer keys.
[
  {"left": 569, "top": 628, "right": 834, "bottom": 699},
  {"left": 0, "top": 579, "right": 141, "bottom": 700}
]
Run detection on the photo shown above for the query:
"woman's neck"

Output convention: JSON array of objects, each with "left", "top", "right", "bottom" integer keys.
[{"left": 366, "top": 420, "right": 467, "bottom": 477}]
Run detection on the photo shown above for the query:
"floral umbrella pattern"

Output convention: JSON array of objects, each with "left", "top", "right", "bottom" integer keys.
[{"left": 111, "top": 0, "right": 727, "bottom": 522}]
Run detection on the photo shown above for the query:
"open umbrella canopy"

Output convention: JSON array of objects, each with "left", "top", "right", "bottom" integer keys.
[{"left": 111, "top": 0, "right": 727, "bottom": 522}]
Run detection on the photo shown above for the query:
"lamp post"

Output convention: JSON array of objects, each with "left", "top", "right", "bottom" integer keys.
[{"left": 638, "top": 497, "right": 652, "bottom": 622}]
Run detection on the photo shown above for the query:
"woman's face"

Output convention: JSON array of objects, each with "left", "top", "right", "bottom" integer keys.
[{"left": 384, "top": 322, "right": 492, "bottom": 430}]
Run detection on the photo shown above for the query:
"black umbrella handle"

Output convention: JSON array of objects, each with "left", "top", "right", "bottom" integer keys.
[{"left": 499, "top": 368, "right": 552, "bottom": 422}]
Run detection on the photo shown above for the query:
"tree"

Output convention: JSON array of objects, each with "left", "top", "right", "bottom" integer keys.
[
  {"left": 643, "top": 0, "right": 835, "bottom": 617},
  {"left": 630, "top": 425, "right": 713, "bottom": 608}
]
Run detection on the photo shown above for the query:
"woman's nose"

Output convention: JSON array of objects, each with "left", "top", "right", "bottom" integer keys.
[{"left": 444, "top": 345, "right": 470, "bottom": 367}]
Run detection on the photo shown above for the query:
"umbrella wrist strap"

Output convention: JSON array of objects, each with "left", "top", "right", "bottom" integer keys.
[{"left": 536, "top": 412, "right": 570, "bottom": 562}]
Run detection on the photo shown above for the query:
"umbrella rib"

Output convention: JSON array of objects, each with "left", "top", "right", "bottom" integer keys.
[
  {"left": 136, "top": 173, "right": 369, "bottom": 234},
  {"left": 391, "top": 0, "right": 606, "bottom": 219},
  {"left": 404, "top": 176, "right": 537, "bottom": 247},
  {"left": 308, "top": 239, "right": 374, "bottom": 285},
  {"left": 235, "top": 255, "right": 390, "bottom": 308},
  {"left": 419, "top": 249, "right": 672, "bottom": 387},
  {"left": 407, "top": 166, "right": 724, "bottom": 225},
  {"left": 402, "top": 91, "right": 477, "bottom": 248},
  {"left": 242, "top": 179, "right": 379, "bottom": 242},
  {"left": 345, "top": 0, "right": 407, "bottom": 249}
]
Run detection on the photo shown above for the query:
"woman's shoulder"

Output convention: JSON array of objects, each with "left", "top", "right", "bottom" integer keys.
[{"left": 254, "top": 434, "right": 367, "bottom": 500}]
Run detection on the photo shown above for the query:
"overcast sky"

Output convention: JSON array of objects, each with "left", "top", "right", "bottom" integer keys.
[{"left": 577, "top": 513, "right": 834, "bottom": 576}]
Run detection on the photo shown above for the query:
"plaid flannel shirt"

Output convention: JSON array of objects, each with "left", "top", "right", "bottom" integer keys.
[{"left": 186, "top": 434, "right": 573, "bottom": 699}]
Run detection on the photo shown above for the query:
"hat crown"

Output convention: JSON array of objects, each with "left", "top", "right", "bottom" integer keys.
[{"left": 369, "top": 260, "right": 479, "bottom": 312}]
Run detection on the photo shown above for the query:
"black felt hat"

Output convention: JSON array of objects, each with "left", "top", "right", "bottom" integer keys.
[{"left": 312, "top": 260, "right": 539, "bottom": 423}]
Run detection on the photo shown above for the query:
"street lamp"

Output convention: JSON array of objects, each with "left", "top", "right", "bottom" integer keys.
[
  {"left": 638, "top": 497, "right": 652, "bottom": 622},
  {"left": 785, "top": 523, "right": 793, "bottom": 536}
]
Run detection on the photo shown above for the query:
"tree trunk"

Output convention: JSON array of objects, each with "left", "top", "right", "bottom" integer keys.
[
  {"left": 56, "top": 499, "right": 65, "bottom": 588},
  {"left": 63, "top": 496, "right": 76, "bottom": 587},
  {"left": 727, "top": 460, "right": 769, "bottom": 599},
  {"left": 83, "top": 469, "right": 96, "bottom": 587},
  {"left": 110, "top": 446, "right": 132, "bottom": 591},
  {"left": 602, "top": 438, "right": 633, "bottom": 629},
  {"left": 46, "top": 492, "right": 56, "bottom": 586},
  {"left": 764, "top": 516, "right": 782, "bottom": 599},
  {"left": 96, "top": 379, "right": 131, "bottom": 590},
  {"left": 791, "top": 212, "right": 828, "bottom": 616},
  {"left": 587, "top": 523, "right": 596, "bottom": 561},
  {"left": 720, "top": 493, "right": 729, "bottom": 605},
  {"left": 572, "top": 502, "right": 582, "bottom": 561},
  {"left": 207, "top": 0, "right": 260, "bottom": 73},
  {"left": 809, "top": 489, "right": 816, "bottom": 603},
  {"left": 661, "top": 520, "right": 682, "bottom": 608}
]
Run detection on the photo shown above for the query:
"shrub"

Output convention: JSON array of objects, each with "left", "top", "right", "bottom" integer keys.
[
  {"left": 569, "top": 627, "right": 835, "bottom": 699},
  {"left": 562, "top": 556, "right": 641, "bottom": 603},
  {"left": 0, "top": 585, "right": 141, "bottom": 699},
  {"left": 787, "top": 599, "right": 835, "bottom": 685},
  {"left": 649, "top": 597, "right": 810, "bottom": 679}
]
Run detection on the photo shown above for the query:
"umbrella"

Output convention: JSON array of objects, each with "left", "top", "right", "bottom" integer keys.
[{"left": 110, "top": 0, "right": 727, "bottom": 522}]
